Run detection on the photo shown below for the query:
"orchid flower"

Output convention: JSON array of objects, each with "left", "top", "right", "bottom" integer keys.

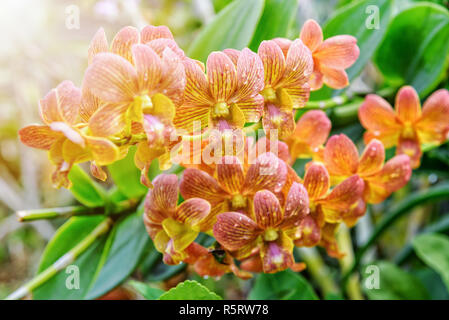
[
  {"left": 323, "top": 134, "right": 412, "bottom": 207},
  {"left": 180, "top": 153, "right": 287, "bottom": 231},
  {"left": 285, "top": 110, "right": 331, "bottom": 162},
  {"left": 214, "top": 183, "right": 309, "bottom": 273},
  {"left": 19, "top": 81, "right": 119, "bottom": 187},
  {"left": 299, "top": 19, "right": 360, "bottom": 90},
  {"left": 359, "top": 86, "right": 449, "bottom": 168},
  {"left": 173, "top": 48, "right": 264, "bottom": 133},
  {"left": 257, "top": 39, "right": 313, "bottom": 139},
  {"left": 143, "top": 174, "right": 211, "bottom": 264}
]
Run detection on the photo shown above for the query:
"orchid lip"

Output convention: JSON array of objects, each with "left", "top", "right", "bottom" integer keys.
[{"left": 135, "top": 94, "right": 154, "bottom": 113}]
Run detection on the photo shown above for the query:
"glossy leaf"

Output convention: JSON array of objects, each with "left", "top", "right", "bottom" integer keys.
[
  {"left": 159, "top": 280, "right": 222, "bottom": 300},
  {"left": 68, "top": 165, "right": 106, "bottom": 207},
  {"left": 413, "top": 233, "right": 449, "bottom": 291},
  {"left": 375, "top": 3, "right": 449, "bottom": 96},
  {"left": 361, "top": 261, "right": 430, "bottom": 300},
  {"left": 187, "top": 0, "right": 265, "bottom": 62},
  {"left": 248, "top": 270, "right": 318, "bottom": 300},
  {"left": 85, "top": 209, "right": 151, "bottom": 299},
  {"left": 249, "top": 0, "right": 299, "bottom": 51},
  {"left": 108, "top": 146, "right": 147, "bottom": 199},
  {"left": 143, "top": 259, "right": 186, "bottom": 282},
  {"left": 413, "top": 268, "right": 449, "bottom": 300},
  {"left": 33, "top": 216, "right": 109, "bottom": 299}
]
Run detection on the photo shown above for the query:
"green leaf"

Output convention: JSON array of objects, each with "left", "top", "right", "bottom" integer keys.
[
  {"left": 108, "top": 146, "right": 147, "bottom": 199},
  {"left": 108, "top": 186, "right": 128, "bottom": 204},
  {"left": 128, "top": 280, "right": 165, "bottom": 300},
  {"left": 311, "top": 0, "right": 395, "bottom": 100},
  {"left": 85, "top": 209, "right": 151, "bottom": 299},
  {"left": 413, "top": 268, "right": 449, "bottom": 300},
  {"left": 33, "top": 216, "right": 109, "bottom": 299},
  {"left": 248, "top": 270, "right": 318, "bottom": 300},
  {"left": 159, "top": 280, "right": 222, "bottom": 300},
  {"left": 413, "top": 233, "right": 449, "bottom": 291},
  {"left": 375, "top": 3, "right": 449, "bottom": 97},
  {"left": 187, "top": 0, "right": 265, "bottom": 62},
  {"left": 249, "top": 0, "right": 299, "bottom": 51},
  {"left": 361, "top": 261, "right": 430, "bottom": 300},
  {"left": 144, "top": 259, "right": 186, "bottom": 282},
  {"left": 68, "top": 165, "right": 106, "bottom": 207},
  {"left": 37, "top": 216, "right": 106, "bottom": 272}
]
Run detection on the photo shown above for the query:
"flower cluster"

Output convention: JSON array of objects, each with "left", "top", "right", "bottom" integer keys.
[{"left": 19, "top": 20, "right": 449, "bottom": 277}]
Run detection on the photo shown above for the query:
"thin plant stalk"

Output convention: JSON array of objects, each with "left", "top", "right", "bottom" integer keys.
[
  {"left": 17, "top": 199, "right": 138, "bottom": 222},
  {"left": 296, "top": 247, "right": 339, "bottom": 297},
  {"left": 337, "top": 225, "right": 364, "bottom": 300}
]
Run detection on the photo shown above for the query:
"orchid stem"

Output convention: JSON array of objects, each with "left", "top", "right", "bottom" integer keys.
[
  {"left": 17, "top": 206, "right": 95, "bottom": 222},
  {"left": 17, "top": 199, "right": 138, "bottom": 222},
  {"left": 304, "top": 94, "right": 349, "bottom": 110},
  {"left": 5, "top": 218, "right": 113, "bottom": 300},
  {"left": 337, "top": 225, "right": 364, "bottom": 300},
  {"left": 296, "top": 247, "right": 339, "bottom": 297}
]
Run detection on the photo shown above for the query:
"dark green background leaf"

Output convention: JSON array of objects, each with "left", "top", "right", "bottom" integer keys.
[
  {"left": 375, "top": 3, "right": 449, "bottom": 96},
  {"left": 249, "top": 0, "right": 299, "bottom": 51},
  {"left": 413, "top": 233, "right": 449, "bottom": 291},
  {"left": 361, "top": 261, "right": 430, "bottom": 300},
  {"left": 85, "top": 210, "right": 151, "bottom": 299},
  {"left": 187, "top": 0, "right": 265, "bottom": 62}
]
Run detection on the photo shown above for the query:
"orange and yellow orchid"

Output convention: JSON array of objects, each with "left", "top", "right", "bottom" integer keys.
[
  {"left": 143, "top": 174, "right": 211, "bottom": 265},
  {"left": 323, "top": 134, "right": 412, "bottom": 207},
  {"left": 285, "top": 110, "right": 331, "bottom": 162},
  {"left": 359, "top": 86, "right": 449, "bottom": 168},
  {"left": 84, "top": 29, "right": 186, "bottom": 185},
  {"left": 179, "top": 152, "right": 287, "bottom": 231},
  {"left": 173, "top": 48, "right": 265, "bottom": 133},
  {"left": 87, "top": 25, "right": 181, "bottom": 65},
  {"left": 294, "top": 163, "right": 364, "bottom": 257},
  {"left": 257, "top": 39, "right": 313, "bottom": 139},
  {"left": 214, "top": 183, "right": 309, "bottom": 273},
  {"left": 299, "top": 19, "right": 359, "bottom": 90},
  {"left": 18, "top": 81, "right": 119, "bottom": 188}
]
